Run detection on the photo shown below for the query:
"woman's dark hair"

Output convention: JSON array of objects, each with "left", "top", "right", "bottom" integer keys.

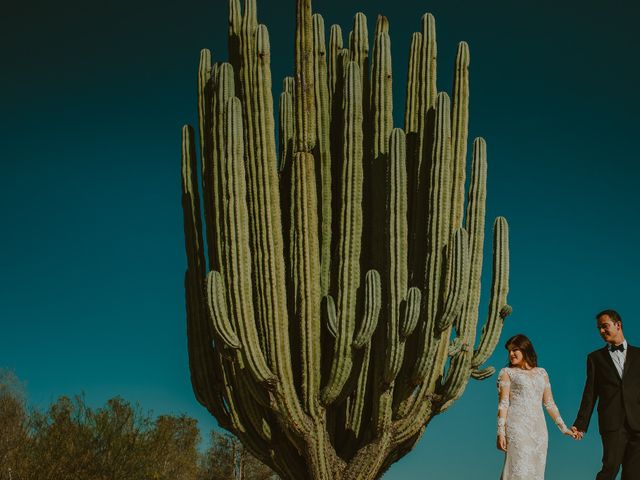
[{"left": 505, "top": 334, "right": 538, "bottom": 368}]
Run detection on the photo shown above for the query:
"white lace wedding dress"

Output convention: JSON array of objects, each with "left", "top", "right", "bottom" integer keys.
[{"left": 497, "top": 367, "right": 568, "bottom": 480}]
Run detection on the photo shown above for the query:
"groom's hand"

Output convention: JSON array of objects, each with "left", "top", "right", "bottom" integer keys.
[{"left": 570, "top": 426, "right": 584, "bottom": 440}]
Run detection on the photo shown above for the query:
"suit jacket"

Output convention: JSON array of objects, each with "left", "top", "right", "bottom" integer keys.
[{"left": 574, "top": 345, "right": 640, "bottom": 433}]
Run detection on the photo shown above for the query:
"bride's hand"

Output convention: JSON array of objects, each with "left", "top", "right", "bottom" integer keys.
[
  {"left": 563, "top": 429, "right": 578, "bottom": 440},
  {"left": 496, "top": 435, "right": 507, "bottom": 452}
]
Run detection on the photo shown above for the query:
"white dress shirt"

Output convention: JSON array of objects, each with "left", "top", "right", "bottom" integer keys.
[{"left": 608, "top": 339, "right": 628, "bottom": 378}]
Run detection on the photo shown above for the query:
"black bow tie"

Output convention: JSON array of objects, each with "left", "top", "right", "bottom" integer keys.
[{"left": 610, "top": 344, "right": 625, "bottom": 353}]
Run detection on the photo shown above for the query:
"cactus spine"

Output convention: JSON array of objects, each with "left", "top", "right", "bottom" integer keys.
[{"left": 181, "top": 1, "right": 511, "bottom": 478}]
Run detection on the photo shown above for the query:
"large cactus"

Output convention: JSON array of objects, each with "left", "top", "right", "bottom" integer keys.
[{"left": 180, "top": 1, "right": 511, "bottom": 478}]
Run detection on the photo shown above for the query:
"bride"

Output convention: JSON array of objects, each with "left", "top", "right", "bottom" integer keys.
[{"left": 497, "top": 334, "right": 577, "bottom": 479}]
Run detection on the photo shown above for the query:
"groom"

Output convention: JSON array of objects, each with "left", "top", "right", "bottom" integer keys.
[{"left": 572, "top": 309, "right": 640, "bottom": 479}]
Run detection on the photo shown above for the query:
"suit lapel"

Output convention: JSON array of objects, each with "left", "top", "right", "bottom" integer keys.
[
  {"left": 601, "top": 346, "right": 622, "bottom": 380},
  {"left": 623, "top": 345, "right": 637, "bottom": 380}
]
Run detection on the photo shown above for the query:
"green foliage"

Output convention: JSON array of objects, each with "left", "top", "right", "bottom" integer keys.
[
  {"left": 0, "top": 371, "right": 272, "bottom": 480},
  {"left": 201, "top": 431, "right": 277, "bottom": 480},
  {"left": 0, "top": 369, "right": 28, "bottom": 480}
]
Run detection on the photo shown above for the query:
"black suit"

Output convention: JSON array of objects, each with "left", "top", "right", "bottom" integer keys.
[{"left": 574, "top": 344, "right": 640, "bottom": 479}]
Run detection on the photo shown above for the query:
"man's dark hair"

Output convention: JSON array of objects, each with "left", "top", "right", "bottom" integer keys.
[{"left": 596, "top": 309, "right": 623, "bottom": 328}]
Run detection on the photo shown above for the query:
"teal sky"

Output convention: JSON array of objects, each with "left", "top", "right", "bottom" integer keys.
[{"left": 2, "top": 0, "right": 639, "bottom": 478}]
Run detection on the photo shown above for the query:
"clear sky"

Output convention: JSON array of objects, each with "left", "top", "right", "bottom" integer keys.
[{"left": 1, "top": 0, "right": 639, "bottom": 478}]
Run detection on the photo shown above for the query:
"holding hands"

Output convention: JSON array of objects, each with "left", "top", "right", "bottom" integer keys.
[
  {"left": 570, "top": 426, "right": 584, "bottom": 440},
  {"left": 563, "top": 427, "right": 580, "bottom": 440}
]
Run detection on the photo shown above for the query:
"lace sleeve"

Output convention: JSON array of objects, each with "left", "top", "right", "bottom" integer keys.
[
  {"left": 497, "top": 369, "right": 510, "bottom": 436},
  {"left": 541, "top": 369, "right": 568, "bottom": 433}
]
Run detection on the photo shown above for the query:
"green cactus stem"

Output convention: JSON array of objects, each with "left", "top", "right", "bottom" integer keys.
[{"left": 180, "top": 1, "right": 512, "bottom": 478}]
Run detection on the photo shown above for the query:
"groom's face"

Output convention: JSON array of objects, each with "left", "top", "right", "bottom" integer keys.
[{"left": 597, "top": 315, "right": 622, "bottom": 344}]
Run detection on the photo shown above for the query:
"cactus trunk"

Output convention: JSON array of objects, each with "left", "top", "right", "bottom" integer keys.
[{"left": 181, "top": 1, "right": 511, "bottom": 478}]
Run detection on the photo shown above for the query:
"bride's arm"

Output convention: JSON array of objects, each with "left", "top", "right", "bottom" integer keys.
[
  {"left": 497, "top": 369, "right": 510, "bottom": 449},
  {"left": 542, "top": 369, "right": 570, "bottom": 434}
]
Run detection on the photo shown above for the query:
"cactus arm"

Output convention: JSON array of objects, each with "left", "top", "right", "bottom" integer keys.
[
  {"left": 427, "top": 91, "right": 453, "bottom": 265},
  {"left": 204, "top": 87, "right": 302, "bottom": 470},
  {"left": 399, "top": 288, "right": 422, "bottom": 340},
  {"left": 403, "top": 32, "right": 422, "bottom": 257},
  {"left": 437, "top": 344, "right": 471, "bottom": 412},
  {"left": 412, "top": 92, "right": 452, "bottom": 385},
  {"left": 431, "top": 138, "right": 488, "bottom": 407},
  {"left": 373, "top": 127, "right": 409, "bottom": 437},
  {"left": 328, "top": 25, "right": 343, "bottom": 101},
  {"left": 206, "top": 271, "right": 242, "bottom": 350},
  {"left": 436, "top": 229, "right": 470, "bottom": 333},
  {"left": 217, "top": 357, "right": 254, "bottom": 434},
  {"left": 458, "top": 138, "right": 487, "bottom": 340},
  {"left": 279, "top": 90, "right": 294, "bottom": 171},
  {"left": 220, "top": 97, "right": 276, "bottom": 388},
  {"left": 242, "top": 0, "right": 257, "bottom": 32},
  {"left": 366, "top": 15, "right": 393, "bottom": 280},
  {"left": 436, "top": 137, "right": 490, "bottom": 408},
  {"left": 404, "top": 32, "right": 422, "bottom": 135},
  {"left": 440, "top": 359, "right": 496, "bottom": 414},
  {"left": 291, "top": 152, "right": 322, "bottom": 416},
  {"left": 323, "top": 295, "right": 338, "bottom": 338},
  {"left": 228, "top": 0, "right": 241, "bottom": 36},
  {"left": 447, "top": 337, "right": 464, "bottom": 357},
  {"left": 397, "top": 91, "right": 456, "bottom": 425},
  {"left": 321, "top": 61, "right": 363, "bottom": 406},
  {"left": 312, "top": 13, "right": 333, "bottom": 297},
  {"left": 227, "top": 0, "right": 241, "bottom": 72},
  {"left": 294, "top": 0, "right": 316, "bottom": 153},
  {"left": 349, "top": 14, "right": 369, "bottom": 85},
  {"left": 424, "top": 91, "right": 458, "bottom": 390},
  {"left": 184, "top": 270, "right": 213, "bottom": 406},
  {"left": 237, "top": 0, "right": 257, "bottom": 122},
  {"left": 408, "top": 13, "right": 437, "bottom": 288},
  {"left": 185, "top": 269, "right": 234, "bottom": 428},
  {"left": 182, "top": 125, "right": 236, "bottom": 429},
  {"left": 471, "top": 366, "right": 496, "bottom": 380},
  {"left": 383, "top": 129, "right": 408, "bottom": 383},
  {"left": 279, "top": 78, "right": 295, "bottom": 175},
  {"left": 197, "top": 50, "right": 216, "bottom": 268},
  {"left": 371, "top": 16, "right": 393, "bottom": 160},
  {"left": 386, "top": 289, "right": 421, "bottom": 421},
  {"left": 253, "top": 25, "right": 312, "bottom": 434},
  {"left": 284, "top": 76, "right": 295, "bottom": 94},
  {"left": 235, "top": 1, "right": 276, "bottom": 358},
  {"left": 434, "top": 138, "right": 488, "bottom": 405},
  {"left": 180, "top": 125, "right": 206, "bottom": 282},
  {"left": 240, "top": 360, "right": 272, "bottom": 408},
  {"left": 472, "top": 217, "right": 510, "bottom": 368},
  {"left": 181, "top": 114, "right": 216, "bottom": 414},
  {"left": 279, "top": 78, "right": 295, "bottom": 324},
  {"left": 234, "top": 377, "right": 273, "bottom": 442},
  {"left": 420, "top": 14, "right": 438, "bottom": 113},
  {"left": 253, "top": 25, "right": 281, "bottom": 365},
  {"left": 450, "top": 41, "right": 470, "bottom": 229},
  {"left": 344, "top": 341, "right": 372, "bottom": 439},
  {"left": 210, "top": 64, "right": 236, "bottom": 273},
  {"left": 345, "top": 272, "right": 383, "bottom": 443},
  {"left": 353, "top": 270, "right": 382, "bottom": 348}
]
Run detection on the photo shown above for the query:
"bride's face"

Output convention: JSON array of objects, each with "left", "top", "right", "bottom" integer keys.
[{"left": 508, "top": 347, "right": 525, "bottom": 367}]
